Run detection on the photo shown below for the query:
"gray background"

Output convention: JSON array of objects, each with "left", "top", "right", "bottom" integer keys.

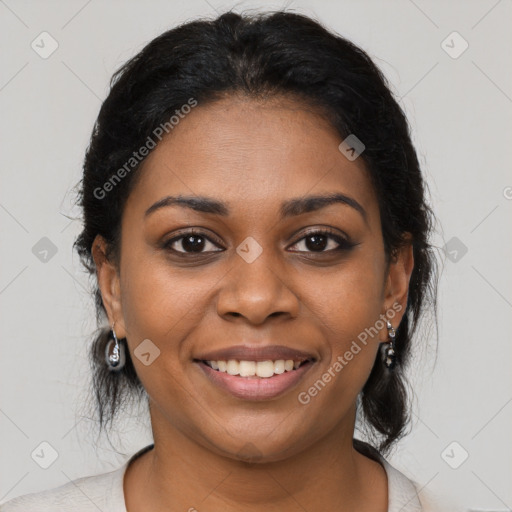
[{"left": 1, "top": 0, "right": 511, "bottom": 510}]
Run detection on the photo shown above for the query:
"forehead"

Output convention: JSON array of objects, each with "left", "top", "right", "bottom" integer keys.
[{"left": 125, "top": 96, "right": 378, "bottom": 222}]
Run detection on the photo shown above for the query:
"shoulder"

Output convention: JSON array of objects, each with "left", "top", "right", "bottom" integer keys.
[
  {"left": 354, "top": 440, "right": 459, "bottom": 512},
  {"left": 380, "top": 458, "right": 423, "bottom": 511},
  {"left": 0, "top": 465, "right": 126, "bottom": 512},
  {"left": 0, "top": 444, "right": 154, "bottom": 512},
  {"left": 381, "top": 458, "right": 462, "bottom": 512}
]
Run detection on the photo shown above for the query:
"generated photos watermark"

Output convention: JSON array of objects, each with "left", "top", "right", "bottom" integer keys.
[
  {"left": 93, "top": 97, "right": 198, "bottom": 200},
  {"left": 297, "top": 302, "right": 403, "bottom": 405}
]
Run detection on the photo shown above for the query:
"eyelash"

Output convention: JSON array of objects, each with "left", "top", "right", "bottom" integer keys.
[{"left": 163, "top": 228, "right": 356, "bottom": 256}]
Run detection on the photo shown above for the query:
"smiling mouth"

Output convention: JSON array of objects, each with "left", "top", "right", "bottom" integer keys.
[{"left": 194, "top": 358, "right": 314, "bottom": 378}]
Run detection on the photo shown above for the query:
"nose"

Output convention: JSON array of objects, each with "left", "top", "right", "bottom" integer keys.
[{"left": 216, "top": 250, "right": 300, "bottom": 325}]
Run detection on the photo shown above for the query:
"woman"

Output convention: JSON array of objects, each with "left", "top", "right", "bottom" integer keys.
[{"left": 1, "top": 9, "right": 443, "bottom": 511}]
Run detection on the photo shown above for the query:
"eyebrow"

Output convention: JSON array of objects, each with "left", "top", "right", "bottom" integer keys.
[{"left": 144, "top": 192, "right": 368, "bottom": 223}]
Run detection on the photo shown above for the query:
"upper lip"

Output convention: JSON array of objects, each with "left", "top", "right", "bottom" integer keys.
[{"left": 194, "top": 344, "right": 316, "bottom": 362}]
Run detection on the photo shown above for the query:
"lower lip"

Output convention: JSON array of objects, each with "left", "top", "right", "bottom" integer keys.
[{"left": 195, "top": 360, "right": 314, "bottom": 401}]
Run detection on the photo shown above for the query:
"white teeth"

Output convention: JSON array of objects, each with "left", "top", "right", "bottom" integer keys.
[
  {"left": 226, "top": 360, "right": 239, "bottom": 376},
  {"left": 239, "top": 360, "right": 256, "bottom": 377},
  {"left": 256, "top": 360, "right": 275, "bottom": 378},
  {"left": 205, "top": 359, "right": 307, "bottom": 378},
  {"left": 274, "top": 360, "right": 285, "bottom": 374}
]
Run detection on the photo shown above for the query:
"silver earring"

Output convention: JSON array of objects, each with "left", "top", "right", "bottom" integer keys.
[
  {"left": 384, "top": 320, "right": 396, "bottom": 370},
  {"left": 105, "top": 323, "right": 125, "bottom": 371}
]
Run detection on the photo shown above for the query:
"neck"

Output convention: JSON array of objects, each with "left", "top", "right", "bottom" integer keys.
[{"left": 125, "top": 406, "right": 387, "bottom": 512}]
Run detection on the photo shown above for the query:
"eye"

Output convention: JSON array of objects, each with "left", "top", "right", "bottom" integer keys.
[
  {"left": 163, "top": 228, "right": 355, "bottom": 256},
  {"left": 164, "top": 230, "right": 223, "bottom": 254},
  {"left": 288, "top": 228, "right": 355, "bottom": 253}
]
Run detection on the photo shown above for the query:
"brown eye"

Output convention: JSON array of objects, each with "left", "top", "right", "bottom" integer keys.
[
  {"left": 164, "top": 231, "right": 223, "bottom": 254},
  {"left": 289, "top": 229, "right": 355, "bottom": 253}
]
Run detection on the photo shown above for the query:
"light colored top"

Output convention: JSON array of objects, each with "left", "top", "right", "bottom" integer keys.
[{"left": 0, "top": 444, "right": 437, "bottom": 511}]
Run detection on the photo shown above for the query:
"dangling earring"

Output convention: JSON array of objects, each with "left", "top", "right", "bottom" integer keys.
[
  {"left": 384, "top": 320, "right": 396, "bottom": 370},
  {"left": 105, "top": 322, "right": 125, "bottom": 371}
]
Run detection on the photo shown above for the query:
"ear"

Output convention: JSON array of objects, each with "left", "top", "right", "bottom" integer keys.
[
  {"left": 91, "top": 234, "right": 127, "bottom": 339},
  {"left": 379, "top": 235, "right": 414, "bottom": 342}
]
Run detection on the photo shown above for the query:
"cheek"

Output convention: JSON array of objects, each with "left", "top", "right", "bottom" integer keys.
[
  {"left": 298, "top": 253, "right": 385, "bottom": 390},
  {"left": 117, "top": 260, "right": 207, "bottom": 413},
  {"left": 119, "top": 255, "right": 220, "bottom": 361},
  {"left": 304, "top": 251, "right": 385, "bottom": 336}
]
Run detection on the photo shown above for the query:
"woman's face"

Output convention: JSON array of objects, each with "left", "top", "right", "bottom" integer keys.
[{"left": 94, "top": 95, "right": 412, "bottom": 462}]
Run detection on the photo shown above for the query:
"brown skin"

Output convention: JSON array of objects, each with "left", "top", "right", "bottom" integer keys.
[{"left": 92, "top": 95, "right": 414, "bottom": 512}]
